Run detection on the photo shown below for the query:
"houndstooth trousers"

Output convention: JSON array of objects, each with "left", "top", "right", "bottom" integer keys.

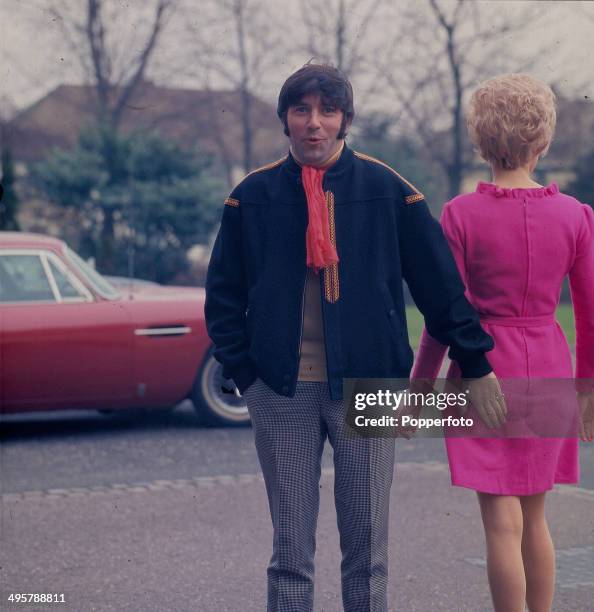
[{"left": 243, "top": 378, "right": 395, "bottom": 612}]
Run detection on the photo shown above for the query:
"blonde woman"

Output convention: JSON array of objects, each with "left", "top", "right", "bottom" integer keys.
[{"left": 412, "top": 74, "right": 594, "bottom": 611}]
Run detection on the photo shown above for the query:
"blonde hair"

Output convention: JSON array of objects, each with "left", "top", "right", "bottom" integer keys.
[{"left": 467, "top": 74, "right": 556, "bottom": 170}]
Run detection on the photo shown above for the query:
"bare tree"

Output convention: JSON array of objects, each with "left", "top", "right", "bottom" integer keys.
[
  {"left": 0, "top": 95, "right": 20, "bottom": 230},
  {"left": 234, "top": 0, "right": 256, "bottom": 174},
  {"left": 378, "top": 0, "right": 549, "bottom": 200},
  {"left": 299, "top": 0, "right": 385, "bottom": 75},
  {"left": 45, "top": 0, "right": 176, "bottom": 128},
  {"left": 177, "top": 0, "right": 400, "bottom": 179},
  {"left": 296, "top": 0, "right": 401, "bottom": 117},
  {"left": 179, "top": 0, "right": 285, "bottom": 175},
  {"left": 22, "top": 0, "right": 177, "bottom": 270},
  {"left": 555, "top": 1, "right": 594, "bottom": 99}
]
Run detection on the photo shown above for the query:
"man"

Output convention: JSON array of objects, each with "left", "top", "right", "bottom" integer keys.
[{"left": 205, "top": 64, "right": 502, "bottom": 611}]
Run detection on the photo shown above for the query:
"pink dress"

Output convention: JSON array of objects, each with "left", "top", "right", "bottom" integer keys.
[{"left": 412, "top": 182, "right": 594, "bottom": 495}]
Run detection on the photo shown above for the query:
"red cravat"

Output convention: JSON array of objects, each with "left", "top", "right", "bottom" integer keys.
[{"left": 301, "top": 165, "right": 339, "bottom": 273}]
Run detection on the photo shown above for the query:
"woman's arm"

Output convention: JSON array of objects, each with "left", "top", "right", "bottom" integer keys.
[{"left": 569, "top": 204, "right": 594, "bottom": 394}]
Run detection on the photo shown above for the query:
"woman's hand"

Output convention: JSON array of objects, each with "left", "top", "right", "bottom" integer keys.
[
  {"left": 578, "top": 392, "right": 594, "bottom": 442},
  {"left": 465, "top": 372, "right": 507, "bottom": 429}
]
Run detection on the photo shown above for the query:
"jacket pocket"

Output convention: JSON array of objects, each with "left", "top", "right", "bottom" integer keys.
[
  {"left": 246, "top": 283, "right": 261, "bottom": 340},
  {"left": 379, "top": 283, "right": 407, "bottom": 344},
  {"left": 246, "top": 305, "right": 255, "bottom": 339}
]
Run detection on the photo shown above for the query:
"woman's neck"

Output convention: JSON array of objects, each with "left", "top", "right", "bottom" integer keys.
[{"left": 491, "top": 165, "right": 542, "bottom": 189}]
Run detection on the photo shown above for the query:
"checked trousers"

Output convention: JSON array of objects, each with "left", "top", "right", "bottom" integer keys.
[{"left": 243, "top": 379, "right": 395, "bottom": 612}]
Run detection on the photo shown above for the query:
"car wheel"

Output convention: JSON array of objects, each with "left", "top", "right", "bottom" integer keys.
[{"left": 192, "top": 349, "right": 250, "bottom": 427}]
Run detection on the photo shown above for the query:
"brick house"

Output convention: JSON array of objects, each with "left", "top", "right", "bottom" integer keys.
[{"left": 3, "top": 80, "right": 286, "bottom": 187}]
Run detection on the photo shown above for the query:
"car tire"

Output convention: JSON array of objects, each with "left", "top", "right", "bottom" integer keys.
[
  {"left": 192, "top": 348, "right": 251, "bottom": 427},
  {"left": 97, "top": 406, "right": 175, "bottom": 416}
]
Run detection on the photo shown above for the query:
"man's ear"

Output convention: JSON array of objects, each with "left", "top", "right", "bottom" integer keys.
[{"left": 341, "top": 116, "right": 353, "bottom": 139}]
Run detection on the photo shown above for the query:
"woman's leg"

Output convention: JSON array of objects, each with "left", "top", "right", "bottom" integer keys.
[
  {"left": 520, "top": 493, "right": 555, "bottom": 612},
  {"left": 477, "top": 492, "right": 526, "bottom": 612}
]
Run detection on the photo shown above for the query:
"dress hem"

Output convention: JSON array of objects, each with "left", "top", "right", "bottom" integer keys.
[{"left": 450, "top": 477, "right": 579, "bottom": 496}]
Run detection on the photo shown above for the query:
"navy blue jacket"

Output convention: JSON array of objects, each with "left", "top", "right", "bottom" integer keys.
[{"left": 205, "top": 144, "right": 493, "bottom": 399}]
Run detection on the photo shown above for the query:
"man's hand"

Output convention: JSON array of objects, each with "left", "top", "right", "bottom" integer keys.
[
  {"left": 396, "top": 401, "right": 422, "bottom": 439},
  {"left": 578, "top": 392, "right": 594, "bottom": 442},
  {"left": 221, "top": 377, "right": 239, "bottom": 396},
  {"left": 465, "top": 372, "right": 507, "bottom": 429},
  {"left": 396, "top": 379, "right": 433, "bottom": 439}
]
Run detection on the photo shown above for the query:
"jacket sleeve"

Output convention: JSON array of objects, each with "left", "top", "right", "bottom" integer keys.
[
  {"left": 412, "top": 201, "right": 470, "bottom": 379},
  {"left": 398, "top": 193, "right": 493, "bottom": 379},
  {"left": 204, "top": 194, "right": 257, "bottom": 393},
  {"left": 569, "top": 204, "right": 594, "bottom": 393}
]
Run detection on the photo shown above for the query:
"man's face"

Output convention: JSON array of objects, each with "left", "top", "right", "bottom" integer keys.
[{"left": 286, "top": 93, "right": 348, "bottom": 166}]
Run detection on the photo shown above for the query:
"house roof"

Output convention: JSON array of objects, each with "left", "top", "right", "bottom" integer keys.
[{"left": 3, "top": 81, "right": 287, "bottom": 170}]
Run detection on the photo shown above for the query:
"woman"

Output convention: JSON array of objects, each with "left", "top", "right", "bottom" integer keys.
[{"left": 411, "top": 74, "right": 594, "bottom": 612}]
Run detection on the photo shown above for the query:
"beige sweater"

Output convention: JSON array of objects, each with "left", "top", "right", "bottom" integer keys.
[{"left": 298, "top": 268, "right": 328, "bottom": 381}]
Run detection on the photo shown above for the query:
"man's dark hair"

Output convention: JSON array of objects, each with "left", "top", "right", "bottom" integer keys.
[{"left": 277, "top": 63, "right": 355, "bottom": 139}]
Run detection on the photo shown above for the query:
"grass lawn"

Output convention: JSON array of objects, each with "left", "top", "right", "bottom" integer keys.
[{"left": 406, "top": 303, "right": 575, "bottom": 353}]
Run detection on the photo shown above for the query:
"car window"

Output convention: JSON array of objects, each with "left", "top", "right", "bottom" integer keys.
[
  {"left": 64, "top": 247, "right": 120, "bottom": 299},
  {"left": 0, "top": 254, "right": 56, "bottom": 302},
  {"left": 47, "top": 258, "right": 87, "bottom": 300}
]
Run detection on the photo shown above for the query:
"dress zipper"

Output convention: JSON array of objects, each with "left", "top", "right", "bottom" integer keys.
[
  {"left": 521, "top": 197, "right": 531, "bottom": 315},
  {"left": 521, "top": 196, "right": 531, "bottom": 378}
]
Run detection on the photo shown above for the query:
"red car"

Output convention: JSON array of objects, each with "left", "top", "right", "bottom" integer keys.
[{"left": 0, "top": 232, "right": 249, "bottom": 426}]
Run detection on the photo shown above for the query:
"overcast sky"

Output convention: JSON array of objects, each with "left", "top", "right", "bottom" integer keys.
[{"left": 1, "top": 0, "right": 593, "bottom": 118}]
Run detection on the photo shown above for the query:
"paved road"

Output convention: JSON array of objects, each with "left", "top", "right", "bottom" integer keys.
[
  {"left": 2, "top": 402, "right": 592, "bottom": 494},
  {"left": 1, "top": 404, "right": 593, "bottom": 611}
]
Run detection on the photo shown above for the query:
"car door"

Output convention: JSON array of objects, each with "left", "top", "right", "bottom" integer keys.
[{"left": 1, "top": 249, "right": 134, "bottom": 411}]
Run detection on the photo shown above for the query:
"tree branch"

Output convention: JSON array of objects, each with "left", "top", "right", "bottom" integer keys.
[{"left": 112, "top": 0, "right": 175, "bottom": 126}]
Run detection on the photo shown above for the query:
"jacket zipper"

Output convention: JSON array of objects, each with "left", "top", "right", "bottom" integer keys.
[
  {"left": 297, "top": 185, "right": 312, "bottom": 368},
  {"left": 297, "top": 267, "right": 307, "bottom": 364}
]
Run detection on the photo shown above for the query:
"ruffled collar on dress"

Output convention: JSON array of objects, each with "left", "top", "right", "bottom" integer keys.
[{"left": 476, "top": 181, "right": 559, "bottom": 199}]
